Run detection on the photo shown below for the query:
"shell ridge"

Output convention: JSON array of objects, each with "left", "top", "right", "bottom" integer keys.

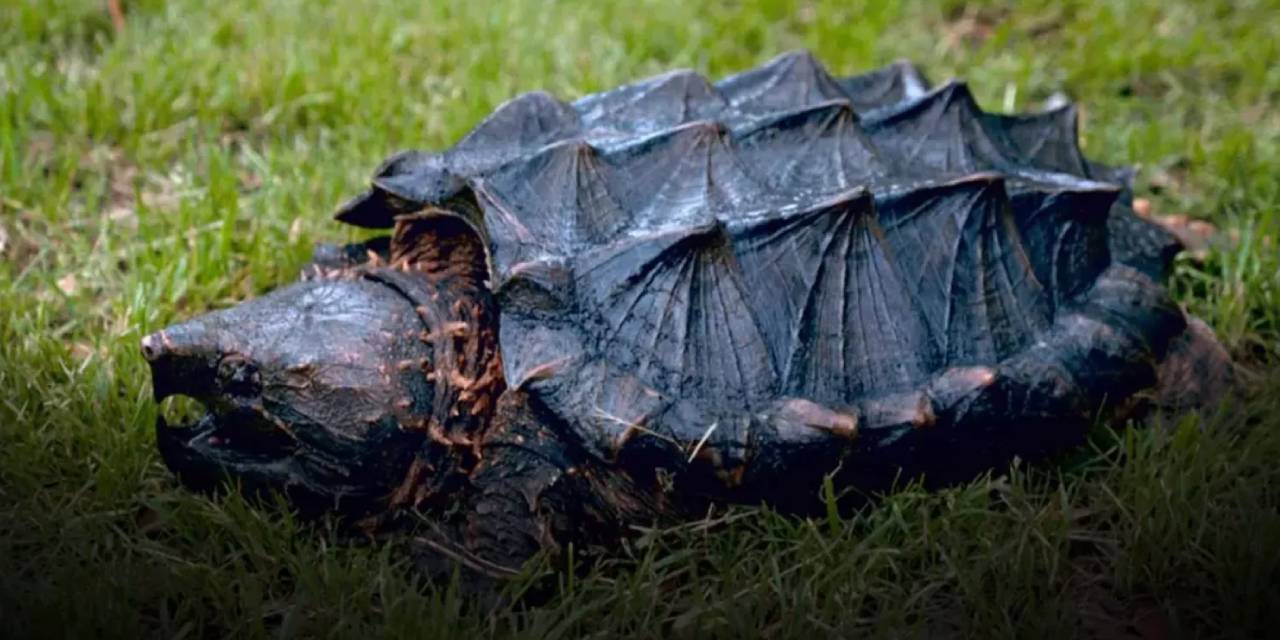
[
  {"left": 732, "top": 99, "right": 886, "bottom": 194},
  {"left": 947, "top": 179, "right": 1054, "bottom": 366},
  {"left": 714, "top": 50, "right": 848, "bottom": 116},
  {"left": 903, "top": 83, "right": 970, "bottom": 171},
  {"left": 731, "top": 191, "right": 931, "bottom": 400},
  {"left": 475, "top": 138, "right": 629, "bottom": 277},
  {"left": 1049, "top": 219, "right": 1075, "bottom": 312},
  {"left": 471, "top": 182, "right": 534, "bottom": 279},
  {"left": 859, "top": 197, "right": 947, "bottom": 372},
  {"left": 836, "top": 59, "right": 933, "bottom": 113},
  {"left": 865, "top": 81, "right": 1093, "bottom": 181},
  {"left": 1008, "top": 183, "right": 1118, "bottom": 313},
  {"left": 446, "top": 90, "right": 582, "bottom": 173},
  {"left": 573, "top": 223, "right": 775, "bottom": 407},
  {"left": 783, "top": 205, "right": 850, "bottom": 395},
  {"left": 988, "top": 187, "right": 1052, "bottom": 359},
  {"left": 991, "top": 103, "right": 1089, "bottom": 176},
  {"left": 601, "top": 120, "right": 765, "bottom": 228},
  {"left": 325, "top": 55, "right": 1187, "bottom": 498},
  {"left": 861, "top": 207, "right": 941, "bottom": 388},
  {"left": 575, "top": 68, "right": 727, "bottom": 137},
  {"left": 876, "top": 180, "right": 991, "bottom": 358},
  {"left": 343, "top": 59, "right": 1098, "bottom": 237}
]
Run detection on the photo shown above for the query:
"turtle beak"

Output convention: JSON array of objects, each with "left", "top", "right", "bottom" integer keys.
[{"left": 141, "top": 319, "right": 222, "bottom": 403}]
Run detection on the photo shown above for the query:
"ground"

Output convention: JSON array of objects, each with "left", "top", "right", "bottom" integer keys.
[{"left": 1, "top": 0, "right": 1278, "bottom": 637}]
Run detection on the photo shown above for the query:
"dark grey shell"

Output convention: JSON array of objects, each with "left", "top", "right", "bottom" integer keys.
[{"left": 335, "top": 51, "right": 1186, "bottom": 501}]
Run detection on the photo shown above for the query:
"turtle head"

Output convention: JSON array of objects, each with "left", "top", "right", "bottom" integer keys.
[{"left": 142, "top": 277, "right": 440, "bottom": 515}]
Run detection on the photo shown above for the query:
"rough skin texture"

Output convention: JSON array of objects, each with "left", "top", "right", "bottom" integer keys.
[{"left": 142, "top": 51, "right": 1232, "bottom": 580}]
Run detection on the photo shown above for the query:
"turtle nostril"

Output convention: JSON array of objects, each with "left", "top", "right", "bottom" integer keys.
[
  {"left": 141, "top": 332, "right": 166, "bottom": 362},
  {"left": 142, "top": 321, "right": 226, "bottom": 403}
]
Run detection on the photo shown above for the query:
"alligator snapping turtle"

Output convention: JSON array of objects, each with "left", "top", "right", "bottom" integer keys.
[{"left": 141, "top": 51, "right": 1232, "bottom": 579}]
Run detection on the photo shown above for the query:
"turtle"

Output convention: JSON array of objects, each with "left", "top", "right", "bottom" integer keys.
[{"left": 141, "top": 51, "right": 1234, "bottom": 582}]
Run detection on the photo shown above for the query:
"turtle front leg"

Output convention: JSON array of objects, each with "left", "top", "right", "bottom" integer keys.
[
  {"left": 1151, "top": 314, "right": 1237, "bottom": 414},
  {"left": 409, "top": 390, "right": 664, "bottom": 587}
]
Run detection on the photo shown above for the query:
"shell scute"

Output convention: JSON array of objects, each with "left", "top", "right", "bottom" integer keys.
[{"left": 339, "top": 51, "right": 1187, "bottom": 498}]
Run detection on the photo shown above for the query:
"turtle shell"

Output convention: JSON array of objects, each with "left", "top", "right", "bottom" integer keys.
[{"left": 335, "top": 51, "right": 1187, "bottom": 502}]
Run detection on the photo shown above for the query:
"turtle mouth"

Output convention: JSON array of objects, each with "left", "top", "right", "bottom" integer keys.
[
  {"left": 154, "top": 393, "right": 302, "bottom": 494},
  {"left": 152, "top": 390, "right": 427, "bottom": 516},
  {"left": 156, "top": 400, "right": 298, "bottom": 463}
]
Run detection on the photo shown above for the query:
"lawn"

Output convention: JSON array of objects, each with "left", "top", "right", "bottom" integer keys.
[{"left": 1, "top": 0, "right": 1278, "bottom": 637}]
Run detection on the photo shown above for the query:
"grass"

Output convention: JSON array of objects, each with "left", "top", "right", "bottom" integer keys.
[{"left": 1, "top": 0, "right": 1278, "bottom": 637}]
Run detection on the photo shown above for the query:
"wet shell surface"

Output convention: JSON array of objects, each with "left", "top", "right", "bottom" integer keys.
[{"left": 331, "top": 50, "right": 1188, "bottom": 499}]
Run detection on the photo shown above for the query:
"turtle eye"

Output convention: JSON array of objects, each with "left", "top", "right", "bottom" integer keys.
[{"left": 216, "top": 355, "right": 261, "bottom": 397}]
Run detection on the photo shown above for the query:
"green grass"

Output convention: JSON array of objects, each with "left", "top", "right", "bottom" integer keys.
[{"left": 2, "top": 0, "right": 1278, "bottom": 637}]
